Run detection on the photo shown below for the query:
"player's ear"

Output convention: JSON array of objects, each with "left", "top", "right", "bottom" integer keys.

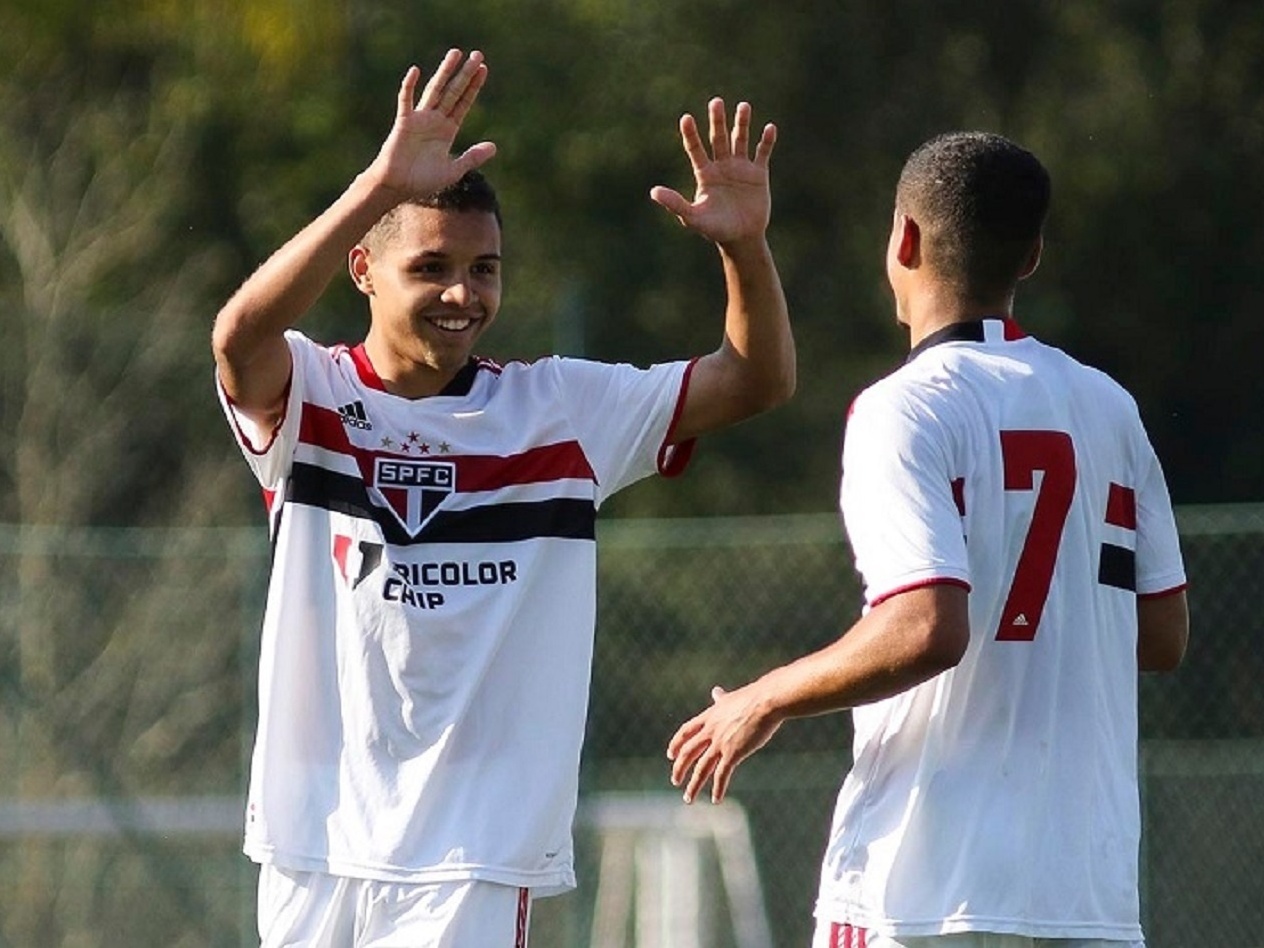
[
  {"left": 1017, "top": 235, "right": 1043, "bottom": 281},
  {"left": 349, "top": 245, "right": 374, "bottom": 296},
  {"left": 895, "top": 214, "right": 920, "bottom": 268}
]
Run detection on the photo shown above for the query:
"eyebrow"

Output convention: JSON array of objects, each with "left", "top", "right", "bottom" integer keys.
[{"left": 402, "top": 251, "right": 502, "bottom": 263}]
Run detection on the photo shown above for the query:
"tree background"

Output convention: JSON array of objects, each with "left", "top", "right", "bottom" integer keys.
[
  {"left": 1, "top": 1, "right": 1262, "bottom": 945},
  {"left": 5, "top": 0, "right": 1262, "bottom": 532}
]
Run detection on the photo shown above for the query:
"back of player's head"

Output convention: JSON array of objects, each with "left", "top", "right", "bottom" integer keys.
[
  {"left": 896, "top": 132, "right": 1050, "bottom": 304},
  {"left": 363, "top": 169, "right": 502, "bottom": 251}
]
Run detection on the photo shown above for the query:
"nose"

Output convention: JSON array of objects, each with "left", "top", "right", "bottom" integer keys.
[{"left": 441, "top": 277, "right": 475, "bottom": 307}]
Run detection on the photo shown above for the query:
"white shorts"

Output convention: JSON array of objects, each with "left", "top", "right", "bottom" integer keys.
[
  {"left": 810, "top": 923, "right": 1144, "bottom": 948},
  {"left": 258, "top": 865, "right": 532, "bottom": 948}
]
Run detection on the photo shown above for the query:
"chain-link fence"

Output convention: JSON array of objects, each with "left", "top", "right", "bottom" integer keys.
[{"left": 0, "top": 507, "right": 1259, "bottom": 947}]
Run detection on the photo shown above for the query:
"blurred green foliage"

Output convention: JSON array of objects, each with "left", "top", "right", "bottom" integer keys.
[
  {"left": 2, "top": 0, "right": 1262, "bottom": 532},
  {"left": 1, "top": 5, "right": 1262, "bottom": 942}
]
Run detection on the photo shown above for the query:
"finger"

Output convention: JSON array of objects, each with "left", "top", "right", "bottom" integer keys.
[
  {"left": 667, "top": 717, "right": 705, "bottom": 762},
  {"left": 710, "top": 685, "right": 727, "bottom": 702},
  {"left": 449, "top": 57, "right": 489, "bottom": 123},
  {"left": 649, "top": 185, "right": 692, "bottom": 222},
  {"left": 670, "top": 733, "right": 709, "bottom": 786},
  {"left": 397, "top": 66, "right": 422, "bottom": 119},
  {"left": 711, "top": 756, "right": 736, "bottom": 803},
  {"left": 707, "top": 97, "right": 731, "bottom": 161},
  {"left": 730, "top": 101, "right": 752, "bottom": 159},
  {"left": 683, "top": 747, "right": 720, "bottom": 804},
  {"left": 676, "top": 113, "right": 710, "bottom": 175},
  {"left": 452, "top": 141, "right": 498, "bottom": 177},
  {"left": 753, "top": 122, "right": 777, "bottom": 167},
  {"left": 418, "top": 48, "right": 465, "bottom": 110},
  {"left": 442, "top": 49, "right": 486, "bottom": 115}
]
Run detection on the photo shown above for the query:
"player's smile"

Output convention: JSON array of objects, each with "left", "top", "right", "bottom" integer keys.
[
  {"left": 429, "top": 315, "right": 476, "bottom": 332},
  {"left": 424, "top": 312, "right": 482, "bottom": 333}
]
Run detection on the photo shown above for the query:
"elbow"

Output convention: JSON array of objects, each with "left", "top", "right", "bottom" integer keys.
[
  {"left": 1139, "top": 653, "right": 1184, "bottom": 674},
  {"left": 921, "top": 623, "right": 969, "bottom": 675},
  {"left": 1138, "top": 635, "right": 1187, "bottom": 673},
  {"left": 1137, "top": 591, "right": 1189, "bottom": 673},
  {"left": 211, "top": 306, "right": 239, "bottom": 366},
  {"left": 900, "top": 610, "right": 969, "bottom": 680},
  {"left": 773, "top": 360, "right": 797, "bottom": 407},
  {"left": 877, "top": 584, "right": 970, "bottom": 680},
  {"left": 212, "top": 299, "right": 279, "bottom": 379},
  {"left": 750, "top": 357, "right": 797, "bottom": 414}
]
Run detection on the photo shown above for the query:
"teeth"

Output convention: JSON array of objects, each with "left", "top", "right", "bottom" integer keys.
[{"left": 431, "top": 317, "right": 474, "bottom": 332}]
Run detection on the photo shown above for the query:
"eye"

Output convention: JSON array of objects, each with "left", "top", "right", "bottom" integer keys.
[{"left": 472, "top": 261, "right": 500, "bottom": 277}]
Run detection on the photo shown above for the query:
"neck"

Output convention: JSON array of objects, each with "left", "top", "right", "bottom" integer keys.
[
  {"left": 901, "top": 287, "right": 1014, "bottom": 349},
  {"left": 362, "top": 335, "right": 461, "bottom": 399}
]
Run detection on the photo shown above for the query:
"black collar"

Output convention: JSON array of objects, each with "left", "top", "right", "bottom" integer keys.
[
  {"left": 437, "top": 359, "right": 480, "bottom": 397},
  {"left": 907, "top": 317, "right": 1015, "bottom": 363}
]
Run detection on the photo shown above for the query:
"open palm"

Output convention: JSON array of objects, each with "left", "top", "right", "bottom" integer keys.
[
  {"left": 651, "top": 98, "right": 776, "bottom": 246},
  {"left": 371, "top": 49, "right": 497, "bottom": 202}
]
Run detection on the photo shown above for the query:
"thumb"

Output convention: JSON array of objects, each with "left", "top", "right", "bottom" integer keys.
[
  {"left": 650, "top": 186, "right": 692, "bottom": 222},
  {"left": 453, "top": 141, "right": 498, "bottom": 177},
  {"left": 710, "top": 685, "right": 727, "bottom": 702}
]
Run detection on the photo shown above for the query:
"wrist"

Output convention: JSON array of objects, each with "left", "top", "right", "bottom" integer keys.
[
  {"left": 351, "top": 164, "right": 408, "bottom": 218},
  {"left": 717, "top": 233, "right": 772, "bottom": 265}
]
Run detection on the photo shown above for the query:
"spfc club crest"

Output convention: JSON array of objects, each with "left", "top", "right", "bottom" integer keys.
[{"left": 372, "top": 457, "right": 456, "bottom": 535}]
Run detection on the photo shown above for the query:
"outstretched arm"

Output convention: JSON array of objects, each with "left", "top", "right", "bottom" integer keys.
[
  {"left": 651, "top": 99, "right": 795, "bottom": 443},
  {"left": 212, "top": 49, "right": 496, "bottom": 429},
  {"left": 666, "top": 584, "right": 969, "bottom": 804}
]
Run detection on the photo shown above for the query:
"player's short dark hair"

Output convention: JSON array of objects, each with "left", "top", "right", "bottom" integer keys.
[
  {"left": 896, "top": 132, "right": 1050, "bottom": 304},
  {"left": 362, "top": 169, "right": 502, "bottom": 251}
]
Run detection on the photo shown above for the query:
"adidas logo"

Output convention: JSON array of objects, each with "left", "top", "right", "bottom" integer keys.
[{"left": 338, "top": 401, "right": 372, "bottom": 430}]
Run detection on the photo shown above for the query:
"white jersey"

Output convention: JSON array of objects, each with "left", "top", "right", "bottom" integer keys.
[
  {"left": 219, "top": 331, "right": 694, "bottom": 895},
  {"left": 817, "top": 317, "right": 1186, "bottom": 939}
]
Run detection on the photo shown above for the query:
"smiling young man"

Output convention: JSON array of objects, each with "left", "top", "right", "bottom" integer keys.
[
  {"left": 348, "top": 174, "right": 504, "bottom": 398},
  {"left": 212, "top": 49, "right": 793, "bottom": 947}
]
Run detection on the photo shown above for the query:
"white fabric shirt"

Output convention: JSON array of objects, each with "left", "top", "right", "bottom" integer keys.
[
  {"left": 816, "top": 318, "right": 1186, "bottom": 939},
  {"left": 219, "top": 331, "right": 694, "bottom": 895}
]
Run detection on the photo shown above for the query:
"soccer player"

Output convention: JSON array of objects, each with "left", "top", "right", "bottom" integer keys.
[
  {"left": 667, "top": 132, "right": 1188, "bottom": 948},
  {"left": 211, "top": 49, "right": 793, "bottom": 946}
]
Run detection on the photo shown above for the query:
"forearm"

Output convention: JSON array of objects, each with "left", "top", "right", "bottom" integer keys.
[
  {"left": 214, "top": 170, "right": 397, "bottom": 364},
  {"left": 211, "top": 171, "right": 400, "bottom": 419},
  {"left": 717, "top": 234, "right": 795, "bottom": 412},
  {"left": 756, "top": 599, "right": 963, "bottom": 723},
  {"left": 668, "top": 587, "right": 967, "bottom": 804}
]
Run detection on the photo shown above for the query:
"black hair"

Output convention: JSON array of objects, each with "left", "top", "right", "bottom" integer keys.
[
  {"left": 362, "top": 169, "right": 501, "bottom": 250},
  {"left": 896, "top": 131, "right": 1050, "bottom": 304}
]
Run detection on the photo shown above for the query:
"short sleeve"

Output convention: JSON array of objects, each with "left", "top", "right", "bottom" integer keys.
[
  {"left": 1133, "top": 435, "right": 1187, "bottom": 597},
  {"left": 215, "top": 331, "right": 307, "bottom": 491},
  {"left": 841, "top": 384, "right": 971, "bottom": 606},
  {"left": 548, "top": 357, "right": 693, "bottom": 506}
]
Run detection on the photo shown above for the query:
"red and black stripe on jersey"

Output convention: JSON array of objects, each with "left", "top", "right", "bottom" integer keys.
[{"left": 282, "top": 401, "right": 599, "bottom": 546}]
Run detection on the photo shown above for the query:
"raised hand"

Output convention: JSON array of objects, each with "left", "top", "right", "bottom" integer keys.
[
  {"left": 370, "top": 49, "right": 497, "bottom": 201},
  {"left": 650, "top": 98, "right": 777, "bottom": 247}
]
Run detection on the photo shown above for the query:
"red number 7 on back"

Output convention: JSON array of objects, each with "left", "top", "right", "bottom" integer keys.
[{"left": 996, "top": 430, "right": 1076, "bottom": 641}]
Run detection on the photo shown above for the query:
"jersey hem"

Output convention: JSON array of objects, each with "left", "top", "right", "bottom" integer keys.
[
  {"left": 812, "top": 902, "right": 1143, "bottom": 941},
  {"left": 246, "top": 844, "right": 577, "bottom": 897}
]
